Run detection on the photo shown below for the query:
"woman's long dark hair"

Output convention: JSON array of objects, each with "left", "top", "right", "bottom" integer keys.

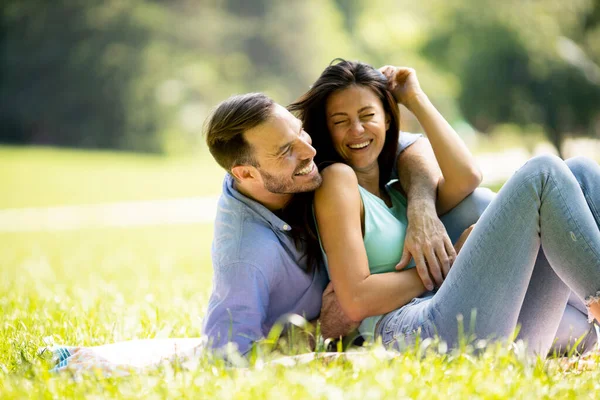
[
  {"left": 289, "top": 59, "right": 401, "bottom": 188},
  {"left": 285, "top": 59, "right": 402, "bottom": 272}
]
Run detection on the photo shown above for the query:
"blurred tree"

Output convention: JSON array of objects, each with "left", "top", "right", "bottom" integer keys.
[
  {"left": 0, "top": 0, "right": 162, "bottom": 152},
  {"left": 4, "top": 0, "right": 595, "bottom": 155},
  {"left": 421, "top": 0, "right": 600, "bottom": 155},
  {"left": 0, "top": 0, "right": 357, "bottom": 152}
]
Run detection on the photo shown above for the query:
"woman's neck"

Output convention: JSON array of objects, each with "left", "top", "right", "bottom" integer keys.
[{"left": 355, "top": 163, "right": 382, "bottom": 197}]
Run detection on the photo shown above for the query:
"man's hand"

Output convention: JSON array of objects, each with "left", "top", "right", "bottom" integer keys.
[
  {"left": 454, "top": 224, "right": 475, "bottom": 255},
  {"left": 396, "top": 201, "right": 456, "bottom": 291},
  {"left": 378, "top": 65, "right": 425, "bottom": 110},
  {"left": 318, "top": 283, "right": 359, "bottom": 339}
]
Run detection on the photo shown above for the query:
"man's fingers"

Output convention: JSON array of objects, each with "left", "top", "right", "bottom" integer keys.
[
  {"left": 395, "top": 248, "right": 412, "bottom": 271},
  {"left": 435, "top": 244, "right": 451, "bottom": 279},
  {"left": 414, "top": 254, "right": 434, "bottom": 291},
  {"left": 444, "top": 236, "right": 457, "bottom": 267},
  {"left": 425, "top": 249, "right": 443, "bottom": 287}
]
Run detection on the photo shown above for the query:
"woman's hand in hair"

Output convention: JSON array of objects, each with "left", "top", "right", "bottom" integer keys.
[{"left": 378, "top": 66, "right": 426, "bottom": 111}]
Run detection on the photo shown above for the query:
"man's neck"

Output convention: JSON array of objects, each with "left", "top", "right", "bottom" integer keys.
[{"left": 234, "top": 180, "right": 294, "bottom": 212}]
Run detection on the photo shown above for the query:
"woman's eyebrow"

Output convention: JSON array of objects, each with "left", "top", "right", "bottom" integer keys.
[{"left": 329, "top": 106, "right": 374, "bottom": 117}]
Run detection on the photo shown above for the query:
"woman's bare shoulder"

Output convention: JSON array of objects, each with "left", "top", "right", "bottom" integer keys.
[
  {"left": 315, "top": 163, "right": 360, "bottom": 206},
  {"left": 319, "top": 163, "right": 357, "bottom": 185}
]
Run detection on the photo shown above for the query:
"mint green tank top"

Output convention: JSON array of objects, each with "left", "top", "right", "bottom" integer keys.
[
  {"left": 317, "top": 180, "right": 415, "bottom": 339},
  {"left": 357, "top": 182, "right": 414, "bottom": 338}
]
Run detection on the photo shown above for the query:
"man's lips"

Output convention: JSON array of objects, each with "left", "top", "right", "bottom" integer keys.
[{"left": 294, "top": 161, "right": 315, "bottom": 176}]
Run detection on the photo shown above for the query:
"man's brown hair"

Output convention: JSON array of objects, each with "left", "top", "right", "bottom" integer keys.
[{"left": 205, "top": 93, "right": 274, "bottom": 172}]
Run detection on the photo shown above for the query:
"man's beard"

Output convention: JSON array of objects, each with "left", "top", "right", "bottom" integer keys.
[{"left": 258, "top": 168, "right": 322, "bottom": 195}]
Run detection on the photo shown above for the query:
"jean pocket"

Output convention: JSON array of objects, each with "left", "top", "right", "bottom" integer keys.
[
  {"left": 381, "top": 297, "right": 432, "bottom": 350},
  {"left": 383, "top": 326, "right": 425, "bottom": 350}
]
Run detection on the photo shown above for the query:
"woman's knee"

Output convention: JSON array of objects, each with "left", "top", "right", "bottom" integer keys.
[
  {"left": 566, "top": 156, "right": 597, "bottom": 183},
  {"left": 517, "top": 154, "right": 574, "bottom": 185},
  {"left": 521, "top": 154, "right": 564, "bottom": 173}
]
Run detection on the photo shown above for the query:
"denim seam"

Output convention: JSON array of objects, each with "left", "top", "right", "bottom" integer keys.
[
  {"left": 428, "top": 169, "right": 550, "bottom": 322},
  {"left": 546, "top": 173, "right": 600, "bottom": 265},
  {"left": 580, "top": 182, "right": 600, "bottom": 226},
  {"left": 390, "top": 306, "right": 434, "bottom": 343}
]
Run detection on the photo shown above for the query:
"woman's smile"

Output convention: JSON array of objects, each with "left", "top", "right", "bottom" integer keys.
[
  {"left": 325, "top": 85, "right": 390, "bottom": 171},
  {"left": 347, "top": 139, "right": 373, "bottom": 150}
]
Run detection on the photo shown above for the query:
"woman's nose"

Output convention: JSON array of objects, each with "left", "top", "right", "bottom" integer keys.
[{"left": 349, "top": 119, "right": 365, "bottom": 135}]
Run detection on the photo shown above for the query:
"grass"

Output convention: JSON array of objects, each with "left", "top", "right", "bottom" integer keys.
[
  {"left": 0, "top": 145, "right": 225, "bottom": 209},
  {"left": 2, "top": 225, "right": 600, "bottom": 399},
  {"left": 2, "top": 146, "right": 600, "bottom": 398}
]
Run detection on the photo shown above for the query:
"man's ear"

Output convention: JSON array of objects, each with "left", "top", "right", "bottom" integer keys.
[{"left": 231, "top": 165, "right": 258, "bottom": 183}]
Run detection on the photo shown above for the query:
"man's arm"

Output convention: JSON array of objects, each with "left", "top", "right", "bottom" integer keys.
[
  {"left": 395, "top": 136, "right": 455, "bottom": 290},
  {"left": 202, "top": 261, "right": 269, "bottom": 357},
  {"left": 381, "top": 65, "right": 482, "bottom": 291}
]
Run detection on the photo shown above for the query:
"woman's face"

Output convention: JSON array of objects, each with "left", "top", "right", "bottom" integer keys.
[{"left": 325, "top": 85, "right": 390, "bottom": 172}]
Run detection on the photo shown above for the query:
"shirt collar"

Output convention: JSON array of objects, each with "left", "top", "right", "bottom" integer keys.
[{"left": 223, "top": 174, "right": 293, "bottom": 233}]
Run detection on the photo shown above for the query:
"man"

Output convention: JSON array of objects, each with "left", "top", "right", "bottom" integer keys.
[{"left": 202, "top": 92, "right": 595, "bottom": 356}]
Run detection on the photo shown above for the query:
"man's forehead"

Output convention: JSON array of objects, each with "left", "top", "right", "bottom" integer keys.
[{"left": 245, "top": 104, "right": 299, "bottom": 149}]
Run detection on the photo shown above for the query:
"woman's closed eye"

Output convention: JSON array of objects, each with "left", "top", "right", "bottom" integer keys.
[
  {"left": 360, "top": 113, "right": 375, "bottom": 120},
  {"left": 333, "top": 119, "right": 348, "bottom": 125}
]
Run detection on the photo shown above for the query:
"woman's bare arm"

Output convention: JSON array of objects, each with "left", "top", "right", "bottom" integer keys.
[
  {"left": 314, "top": 163, "right": 426, "bottom": 322},
  {"left": 380, "top": 66, "right": 482, "bottom": 215}
]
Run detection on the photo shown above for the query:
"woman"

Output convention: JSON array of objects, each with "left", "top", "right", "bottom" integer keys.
[{"left": 289, "top": 60, "right": 600, "bottom": 355}]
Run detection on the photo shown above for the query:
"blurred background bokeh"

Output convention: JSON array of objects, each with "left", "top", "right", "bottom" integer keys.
[{"left": 1, "top": 0, "right": 599, "bottom": 213}]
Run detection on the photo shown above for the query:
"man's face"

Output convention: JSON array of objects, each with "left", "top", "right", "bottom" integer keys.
[{"left": 244, "top": 104, "right": 322, "bottom": 194}]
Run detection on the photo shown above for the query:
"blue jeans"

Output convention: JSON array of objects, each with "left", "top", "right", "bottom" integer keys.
[{"left": 377, "top": 155, "right": 600, "bottom": 355}]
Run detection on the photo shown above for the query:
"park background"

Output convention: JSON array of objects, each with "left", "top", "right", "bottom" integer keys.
[{"left": 2, "top": 0, "right": 600, "bottom": 398}]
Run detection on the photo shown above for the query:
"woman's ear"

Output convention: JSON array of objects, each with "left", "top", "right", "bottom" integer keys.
[{"left": 385, "top": 113, "right": 391, "bottom": 131}]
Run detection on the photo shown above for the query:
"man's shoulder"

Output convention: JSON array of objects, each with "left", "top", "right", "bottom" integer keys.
[
  {"left": 214, "top": 192, "right": 281, "bottom": 241},
  {"left": 398, "top": 131, "right": 422, "bottom": 152},
  {"left": 213, "top": 203, "right": 286, "bottom": 268}
]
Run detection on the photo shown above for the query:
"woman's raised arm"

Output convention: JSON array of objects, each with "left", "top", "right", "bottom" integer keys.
[{"left": 380, "top": 66, "right": 482, "bottom": 215}]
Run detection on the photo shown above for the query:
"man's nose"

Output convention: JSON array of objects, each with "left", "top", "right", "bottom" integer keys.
[{"left": 298, "top": 137, "right": 316, "bottom": 159}]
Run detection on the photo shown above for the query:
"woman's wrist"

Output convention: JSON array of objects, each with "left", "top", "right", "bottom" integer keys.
[{"left": 404, "top": 91, "right": 431, "bottom": 114}]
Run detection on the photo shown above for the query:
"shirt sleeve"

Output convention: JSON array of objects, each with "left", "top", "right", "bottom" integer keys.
[
  {"left": 202, "top": 261, "right": 270, "bottom": 356},
  {"left": 391, "top": 131, "right": 423, "bottom": 181}
]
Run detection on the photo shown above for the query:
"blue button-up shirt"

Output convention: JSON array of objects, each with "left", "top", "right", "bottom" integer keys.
[{"left": 203, "top": 132, "right": 421, "bottom": 355}]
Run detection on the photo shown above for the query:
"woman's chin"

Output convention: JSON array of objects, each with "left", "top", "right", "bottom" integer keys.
[{"left": 347, "top": 156, "right": 378, "bottom": 172}]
